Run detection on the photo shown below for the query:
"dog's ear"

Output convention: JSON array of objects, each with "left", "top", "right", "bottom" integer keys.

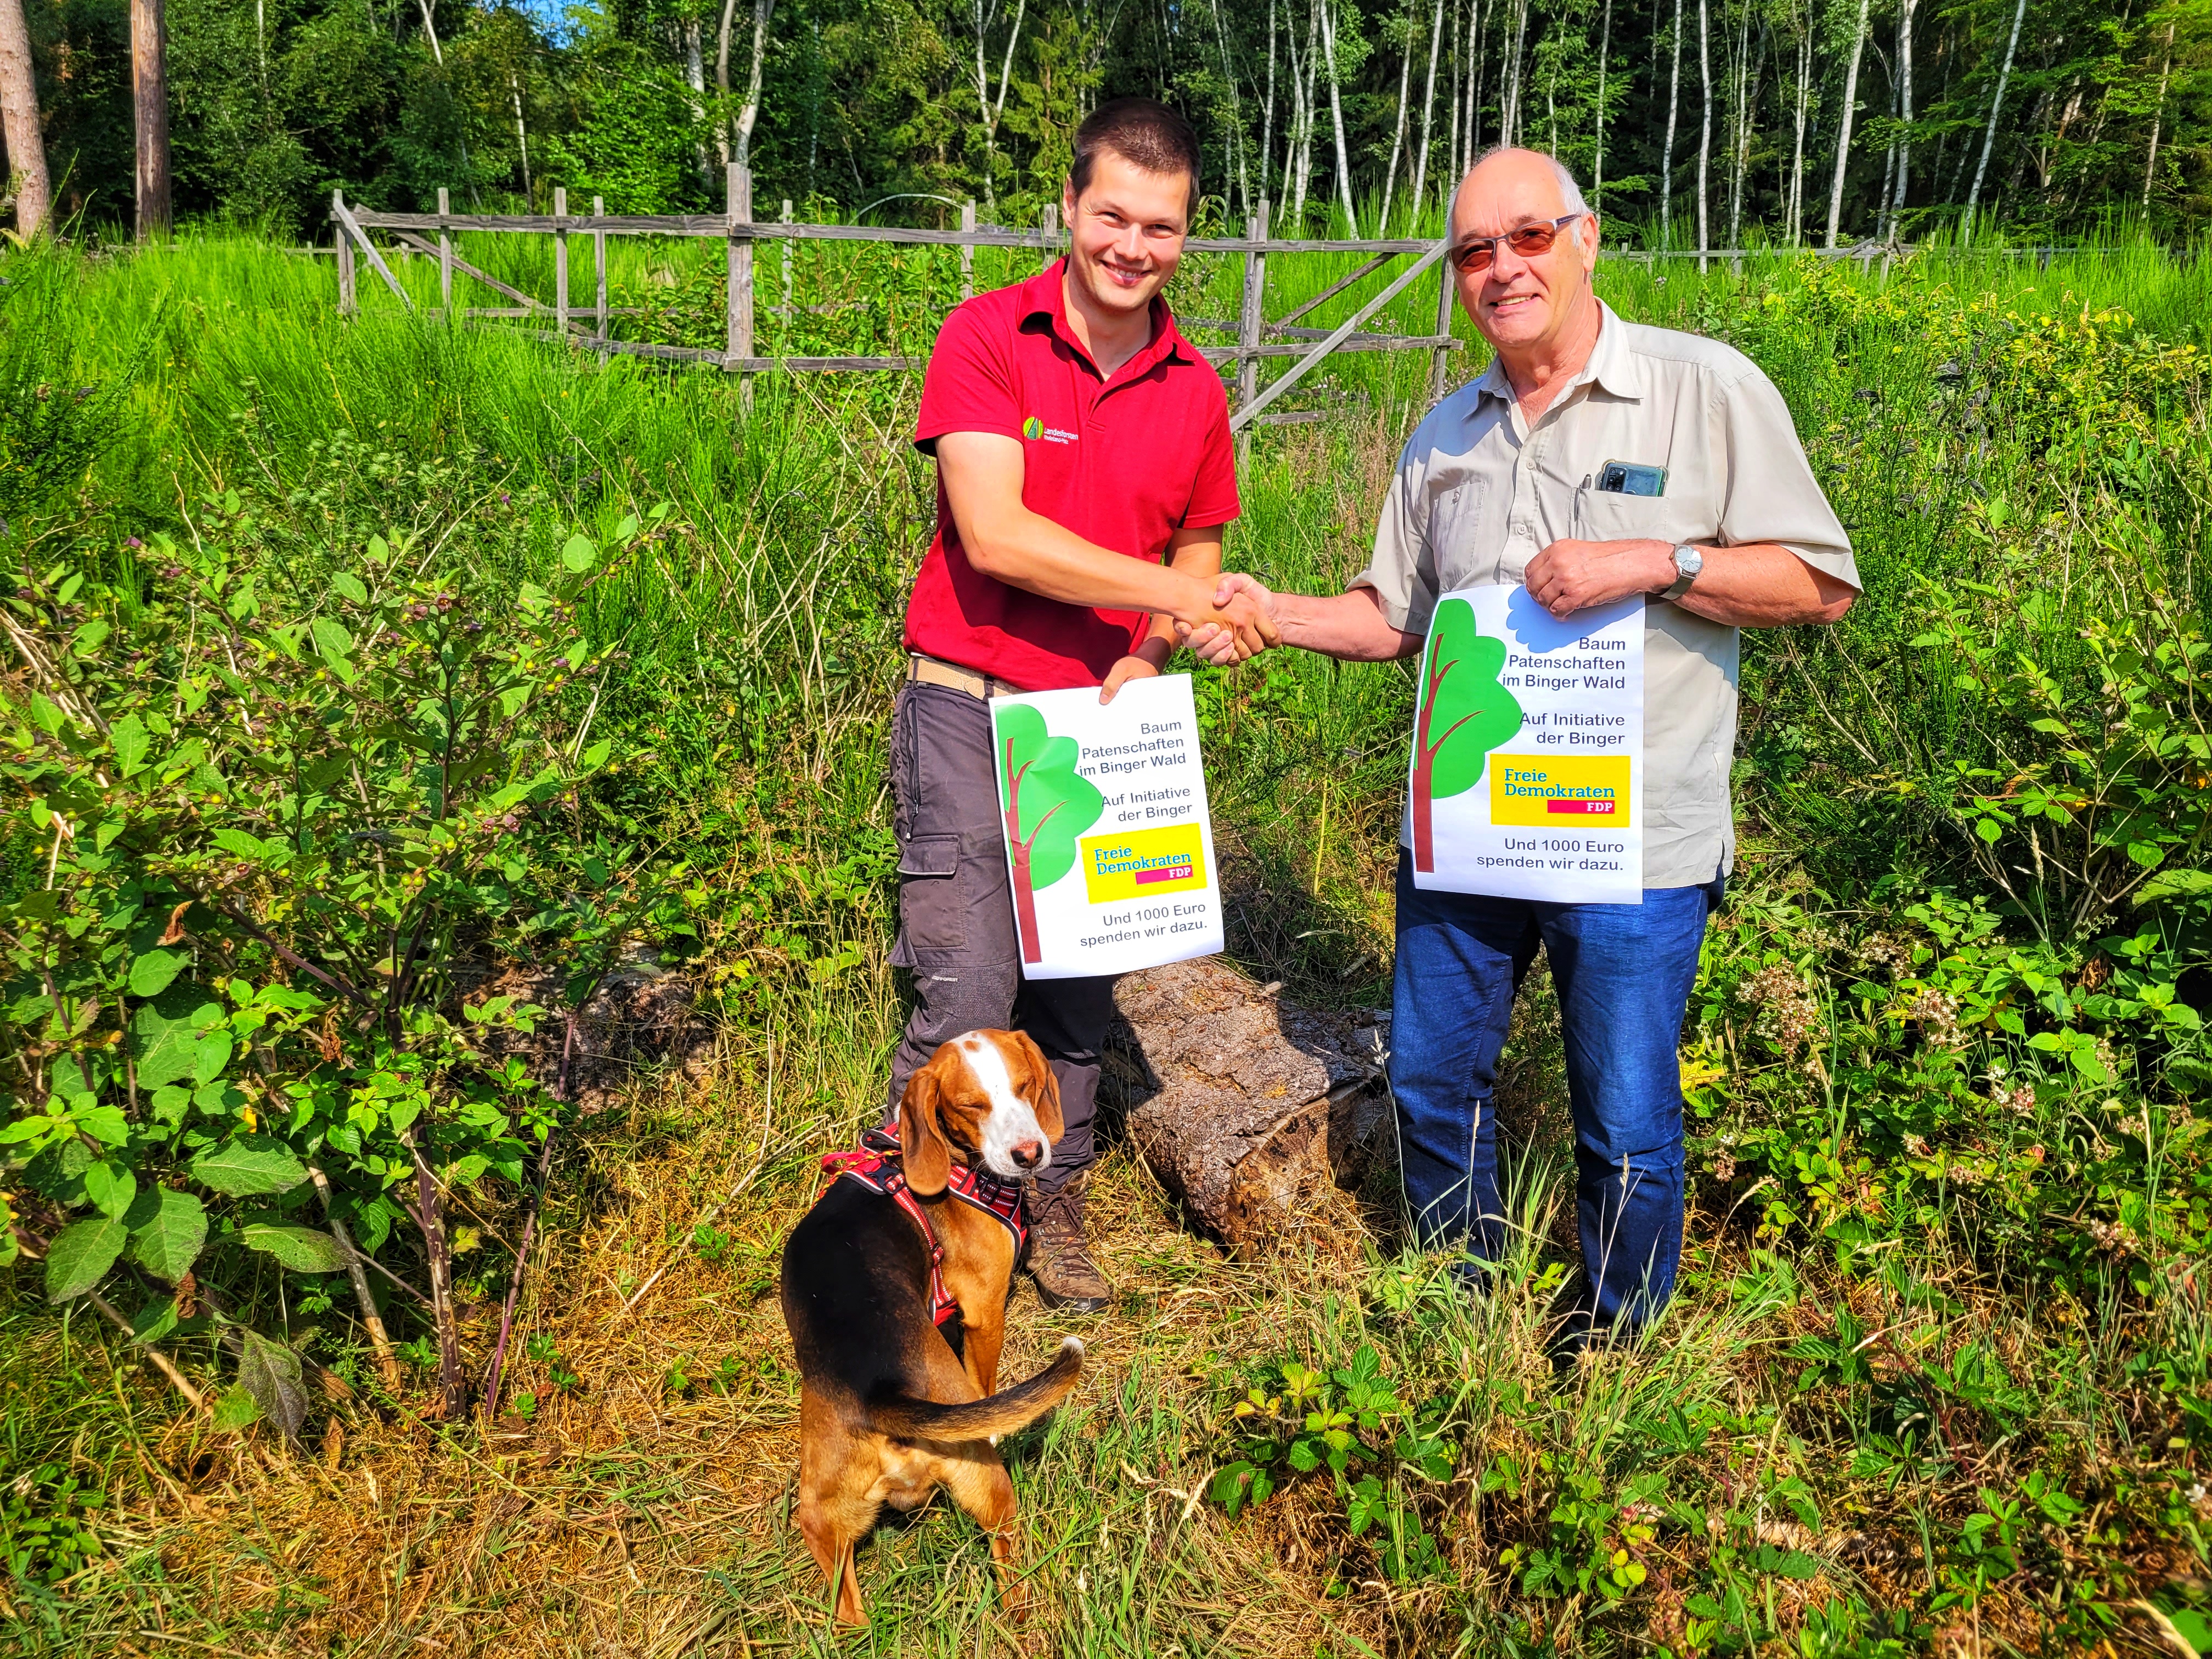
[
  {"left": 1010, "top": 1031, "right": 1064, "bottom": 1144},
  {"left": 898, "top": 1054, "right": 954, "bottom": 1197}
]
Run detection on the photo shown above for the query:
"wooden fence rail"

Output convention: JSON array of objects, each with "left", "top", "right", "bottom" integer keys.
[
  {"left": 332, "top": 165, "right": 1464, "bottom": 432},
  {"left": 331, "top": 166, "right": 2064, "bottom": 429}
]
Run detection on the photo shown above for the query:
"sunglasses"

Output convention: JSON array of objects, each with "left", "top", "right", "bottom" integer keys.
[{"left": 1449, "top": 213, "right": 1584, "bottom": 273}]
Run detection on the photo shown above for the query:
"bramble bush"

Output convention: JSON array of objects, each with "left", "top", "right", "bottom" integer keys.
[{"left": 1, "top": 489, "right": 686, "bottom": 1426}]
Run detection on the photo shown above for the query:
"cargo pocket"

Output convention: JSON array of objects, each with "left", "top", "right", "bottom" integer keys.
[{"left": 891, "top": 832, "right": 967, "bottom": 967}]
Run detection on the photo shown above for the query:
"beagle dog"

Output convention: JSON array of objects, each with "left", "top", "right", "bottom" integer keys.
[{"left": 781, "top": 1030, "right": 1085, "bottom": 1624}]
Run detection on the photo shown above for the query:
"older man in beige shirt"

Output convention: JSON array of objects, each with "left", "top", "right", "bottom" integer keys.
[{"left": 1190, "top": 146, "right": 1857, "bottom": 1357}]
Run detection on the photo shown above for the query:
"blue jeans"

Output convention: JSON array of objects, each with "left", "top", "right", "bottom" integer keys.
[{"left": 1389, "top": 852, "right": 1719, "bottom": 1339}]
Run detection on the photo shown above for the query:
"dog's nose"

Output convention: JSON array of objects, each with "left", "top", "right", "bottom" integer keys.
[{"left": 1011, "top": 1139, "right": 1045, "bottom": 1169}]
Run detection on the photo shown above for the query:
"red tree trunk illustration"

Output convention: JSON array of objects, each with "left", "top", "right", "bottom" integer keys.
[
  {"left": 1003, "top": 742, "right": 1063, "bottom": 965},
  {"left": 1412, "top": 647, "right": 1453, "bottom": 873}
]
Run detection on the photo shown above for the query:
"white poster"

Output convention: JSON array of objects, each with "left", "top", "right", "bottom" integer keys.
[
  {"left": 988, "top": 673, "right": 1226, "bottom": 980},
  {"left": 1406, "top": 583, "right": 1645, "bottom": 905}
]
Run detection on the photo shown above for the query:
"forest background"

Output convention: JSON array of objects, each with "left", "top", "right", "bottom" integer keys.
[{"left": 16, "top": 0, "right": 2212, "bottom": 249}]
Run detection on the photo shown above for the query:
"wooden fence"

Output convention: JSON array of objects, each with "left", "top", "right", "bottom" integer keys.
[
  {"left": 332, "top": 165, "right": 1460, "bottom": 435},
  {"left": 331, "top": 166, "right": 2074, "bottom": 432}
]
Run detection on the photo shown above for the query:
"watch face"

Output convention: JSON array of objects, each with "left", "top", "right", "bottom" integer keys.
[{"left": 1676, "top": 545, "right": 1704, "bottom": 577}]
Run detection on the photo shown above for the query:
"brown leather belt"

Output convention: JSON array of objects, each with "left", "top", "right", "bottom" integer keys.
[{"left": 906, "top": 653, "right": 1019, "bottom": 700}]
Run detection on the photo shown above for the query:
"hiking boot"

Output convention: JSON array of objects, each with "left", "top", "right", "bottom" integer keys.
[{"left": 1026, "top": 1178, "right": 1111, "bottom": 1314}]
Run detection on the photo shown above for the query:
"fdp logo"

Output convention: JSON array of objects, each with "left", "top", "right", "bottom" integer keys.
[{"left": 1021, "top": 416, "right": 1045, "bottom": 441}]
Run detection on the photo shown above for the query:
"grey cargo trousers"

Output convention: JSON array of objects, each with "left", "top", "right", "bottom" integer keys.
[{"left": 884, "top": 679, "right": 1115, "bottom": 1193}]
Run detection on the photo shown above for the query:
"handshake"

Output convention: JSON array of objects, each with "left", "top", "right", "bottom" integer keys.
[{"left": 1175, "top": 573, "right": 1280, "bottom": 666}]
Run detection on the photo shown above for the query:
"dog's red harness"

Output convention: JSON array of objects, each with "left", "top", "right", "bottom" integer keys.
[{"left": 819, "top": 1130, "right": 1029, "bottom": 1328}]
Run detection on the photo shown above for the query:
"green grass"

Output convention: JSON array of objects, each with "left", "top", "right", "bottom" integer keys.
[{"left": 3, "top": 230, "right": 2211, "bottom": 1654}]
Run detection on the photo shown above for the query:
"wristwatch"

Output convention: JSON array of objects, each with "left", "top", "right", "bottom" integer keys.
[{"left": 1660, "top": 543, "right": 1704, "bottom": 601}]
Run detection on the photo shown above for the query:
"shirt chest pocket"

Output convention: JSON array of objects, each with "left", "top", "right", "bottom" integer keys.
[
  {"left": 1425, "top": 479, "right": 1499, "bottom": 590},
  {"left": 1574, "top": 485, "right": 1709, "bottom": 549}
]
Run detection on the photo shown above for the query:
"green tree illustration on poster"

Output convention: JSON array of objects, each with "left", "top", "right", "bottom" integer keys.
[
  {"left": 1412, "top": 598, "right": 1525, "bottom": 872},
  {"left": 994, "top": 705, "right": 1106, "bottom": 963}
]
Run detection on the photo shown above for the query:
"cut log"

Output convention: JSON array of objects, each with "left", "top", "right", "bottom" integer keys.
[{"left": 1102, "top": 956, "right": 1395, "bottom": 1257}]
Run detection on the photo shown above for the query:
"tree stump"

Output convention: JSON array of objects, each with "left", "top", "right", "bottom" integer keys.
[{"left": 1101, "top": 956, "right": 1395, "bottom": 1258}]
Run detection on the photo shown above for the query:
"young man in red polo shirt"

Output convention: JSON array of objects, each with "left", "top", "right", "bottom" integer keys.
[{"left": 888, "top": 98, "right": 1272, "bottom": 1314}]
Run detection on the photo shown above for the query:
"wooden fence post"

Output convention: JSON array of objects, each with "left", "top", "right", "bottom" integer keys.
[
  {"left": 1429, "top": 238, "right": 1457, "bottom": 406},
  {"left": 1040, "top": 203, "right": 1058, "bottom": 273},
  {"left": 594, "top": 195, "right": 609, "bottom": 359},
  {"left": 781, "top": 198, "right": 793, "bottom": 324},
  {"left": 334, "top": 189, "right": 356, "bottom": 318},
  {"left": 726, "top": 162, "right": 754, "bottom": 409},
  {"left": 1235, "top": 198, "right": 1269, "bottom": 459},
  {"left": 554, "top": 186, "right": 569, "bottom": 340},
  {"left": 960, "top": 199, "right": 975, "bottom": 301},
  {"left": 439, "top": 191, "right": 456, "bottom": 304}
]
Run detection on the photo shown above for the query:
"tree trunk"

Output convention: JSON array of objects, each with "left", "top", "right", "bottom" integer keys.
[
  {"left": 1593, "top": 0, "right": 1612, "bottom": 207},
  {"left": 1209, "top": 0, "right": 1249, "bottom": 213},
  {"left": 733, "top": 0, "right": 774, "bottom": 174},
  {"left": 1825, "top": 0, "right": 1869, "bottom": 247},
  {"left": 1263, "top": 0, "right": 1280, "bottom": 201},
  {"left": 1661, "top": 0, "right": 1681, "bottom": 239},
  {"left": 131, "top": 0, "right": 169, "bottom": 241},
  {"left": 1963, "top": 0, "right": 2024, "bottom": 230},
  {"left": 1788, "top": 21, "right": 1809, "bottom": 243},
  {"left": 1409, "top": 0, "right": 1442, "bottom": 214},
  {"left": 1321, "top": 0, "right": 1357, "bottom": 228},
  {"left": 509, "top": 69, "right": 532, "bottom": 204},
  {"left": 1444, "top": 0, "right": 1462, "bottom": 184},
  {"left": 1379, "top": 2, "right": 1415, "bottom": 230},
  {"left": 1891, "top": 0, "right": 1917, "bottom": 233},
  {"left": 0, "top": 0, "right": 49, "bottom": 239},
  {"left": 2143, "top": 21, "right": 2173, "bottom": 210},
  {"left": 1502, "top": 0, "right": 1529, "bottom": 144},
  {"left": 1105, "top": 958, "right": 1391, "bottom": 1259},
  {"left": 1465, "top": 0, "right": 1485, "bottom": 168},
  {"left": 1695, "top": 0, "right": 1711, "bottom": 269},
  {"left": 714, "top": 0, "right": 740, "bottom": 166},
  {"left": 684, "top": 19, "right": 711, "bottom": 183},
  {"left": 403, "top": 1122, "right": 469, "bottom": 1420}
]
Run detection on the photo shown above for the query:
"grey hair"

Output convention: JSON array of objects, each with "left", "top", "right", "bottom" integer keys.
[{"left": 1454, "top": 146, "right": 1594, "bottom": 246}]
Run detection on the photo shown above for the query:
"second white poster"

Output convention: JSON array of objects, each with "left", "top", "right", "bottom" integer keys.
[{"left": 1407, "top": 583, "right": 1646, "bottom": 905}]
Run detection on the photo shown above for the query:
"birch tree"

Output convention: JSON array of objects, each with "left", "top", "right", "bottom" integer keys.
[
  {"left": 964, "top": 0, "right": 1025, "bottom": 211},
  {"left": 1502, "top": 0, "right": 1531, "bottom": 143},
  {"left": 1787, "top": 5, "right": 1812, "bottom": 241},
  {"left": 1408, "top": 0, "right": 1447, "bottom": 218},
  {"left": 1379, "top": 0, "right": 1418, "bottom": 228},
  {"left": 1825, "top": 0, "right": 1871, "bottom": 246},
  {"left": 1320, "top": 0, "right": 1358, "bottom": 227},
  {"left": 1696, "top": 0, "right": 1712, "bottom": 266},
  {"left": 0, "top": 0, "right": 48, "bottom": 237},
  {"left": 1594, "top": 0, "right": 1613, "bottom": 207},
  {"left": 1964, "top": 0, "right": 2025, "bottom": 229},
  {"left": 1890, "top": 0, "right": 1918, "bottom": 232},
  {"left": 1661, "top": 0, "right": 1683, "bottom": 238}
]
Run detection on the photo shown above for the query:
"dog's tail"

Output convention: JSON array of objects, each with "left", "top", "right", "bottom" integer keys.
[{"left": 868, "top": 1338, "right": 1084, "bottom": 1443}]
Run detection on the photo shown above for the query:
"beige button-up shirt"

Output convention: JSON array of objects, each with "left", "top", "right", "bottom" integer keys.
[{"left": 1353, "top": 301, "right": 1857, "bottom": 888}]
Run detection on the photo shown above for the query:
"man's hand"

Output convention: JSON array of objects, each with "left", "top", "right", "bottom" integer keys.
[
  {"left": 1100, "top": 652, "right": 1162, "bottom": 704},
  {"left": 1180, "top": 573, "right": 1279, "bottom": 665},
  {"left": 1525, "top": 538, "right": 1675, "bottom": 619}
]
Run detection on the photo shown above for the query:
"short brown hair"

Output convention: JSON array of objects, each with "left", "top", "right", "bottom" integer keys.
[{"left": 1069, "top": 98, "right": 1201, "bottom": 217}]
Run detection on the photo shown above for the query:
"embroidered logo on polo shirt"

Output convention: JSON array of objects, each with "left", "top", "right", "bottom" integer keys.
[{"left": 1021, "top": 415, "right": 1079, "bottom": 445}]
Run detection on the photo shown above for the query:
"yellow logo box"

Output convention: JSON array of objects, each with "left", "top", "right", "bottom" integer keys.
[
  {"left": 1080, "top": 823, "right": 1208, "bottom": 903},
  {"left": 1488, "top": 754, "right": 1633, "bottom": 828}
]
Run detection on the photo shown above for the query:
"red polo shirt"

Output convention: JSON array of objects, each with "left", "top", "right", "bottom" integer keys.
[{"left": 907, "top": 261, "right": 1240, "bottom": 692}]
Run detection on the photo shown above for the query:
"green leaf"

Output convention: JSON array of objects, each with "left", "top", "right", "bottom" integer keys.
[
  {"left": 43, "top": 1217, "right": 128, "bottom": 1301},
  {"left": 133, "top": 987, "right": 224, "bottom": 1088},
  {"left": 188, "top": 1136, "right": 308, "bottom": 1197},
  {"left": 192, "top": 1031, "right": 234, "bottom": 1087},
  {"left": 128, "top": 947, "right": 189, "bottom": 998},
  {"left": 82, "top": 1161, "right": 137, "bottom": 1222},
  {"left": 110, "top": 713, "right": 151, "bottom": 776},
  {"left": 332, "top": 572, "right": 369, "bottom": 605},
  {"left": 991, "top": 703, "right": 1106, "bottom": 894},
  {"left": 130, "top": 1295, "right": 180, "bottom": 1345},
  {"left": 210, "top": 826, "right": 269, "bottom": 859},
  {"left": 211, "top": 1386, "right": 262, "bottom": 1431},
  {"left": 235, "top": 1329, "right": 308, "bottom": 1442},
  {"left": 240, "top": 1223, "right": 347, "bottom": 1275},
  {"left": 560, "top": 535, "right": 596, "bottom": 573},
  {"left": 126, "top": 1189, "right": 208, "bottom": 1282},
  {"left": 311, "top": 617, "right": 355, "bottom": 662},
  {"left": 1414, "top": 597, "right": 1526, "bottom": 801},
  {"left": 150, "top": 1085, "right": 191, "bottom": 1127}
]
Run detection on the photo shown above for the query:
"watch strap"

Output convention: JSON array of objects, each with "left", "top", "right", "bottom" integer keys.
[{"left": 1660, "top": 544, "right": 1701, "bottom": 602}]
